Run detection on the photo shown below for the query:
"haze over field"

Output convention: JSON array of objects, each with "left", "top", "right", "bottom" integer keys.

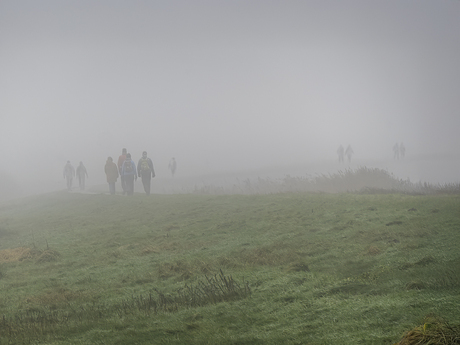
[{"left": 1, "top": 0, "right": 459, "bottom": 199}]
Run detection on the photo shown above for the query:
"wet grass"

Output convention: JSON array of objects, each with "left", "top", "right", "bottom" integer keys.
[{"left": 0, "top": 189, "right": 459, "bottom": 344}]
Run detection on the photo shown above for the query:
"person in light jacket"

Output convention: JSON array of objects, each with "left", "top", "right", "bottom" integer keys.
[{"left": 121, "top": 153, "right": 137, "bottom": 196}]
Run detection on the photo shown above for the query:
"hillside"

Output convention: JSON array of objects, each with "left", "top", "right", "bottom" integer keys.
[{"left": 1, "top": 191, "right": 460, "bottom": 344}]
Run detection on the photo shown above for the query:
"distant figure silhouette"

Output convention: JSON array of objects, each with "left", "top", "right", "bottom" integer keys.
[
  {"left": 137, "top": 151, "right": 155, "bottom": 195},
  {"left": 345, "top": 145, "right": 354, "bottom": 163},
  {"left": 121, "top": 153, "right": 137, "bottom": 196},
  {"left": 399, "top": 142, "right": 405, "bottom": 159},
  {"left": 168, "top": 157, "right": 177, "bottom": 177},
  {"left": 337, "top": 145, "right": 344, "bottom": 163},
  {"left": 393, "top": 143, "right": 400, "bottom": 160},
  {"left": 104, "top": 157, "right": 119, "bottom": 195},
  {"left": 76, "top": 161, "right": 88, "bottom": 190},
  {"left": 118, "top": 148, "right": 128, "bottom": 195},
  {"left": 63, "top": 161, "right": 75, "bottom": 191}
]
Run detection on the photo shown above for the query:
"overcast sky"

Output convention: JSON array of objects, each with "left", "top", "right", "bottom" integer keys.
[{"left": 1, "top": 0, "right": 459, "bottom": 197}]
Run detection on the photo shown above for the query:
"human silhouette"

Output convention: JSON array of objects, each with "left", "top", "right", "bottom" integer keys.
[
  {"left": 75, "top": 162, "right": 88, "bottom": 190},
  {"left": 399, "top": 142, "right": 405, "bottom": 159},
  {"left": 63, "top": 161, "right": 75, "bottom": 191},
  {"left": 137, "top": 151, "right": 155, "bottom": 195},
  {"left": 337, "top": 145, "right": 344, "bottom": 163},
  {"left": 168, "top": 157, "right": 177, "bottom": 177},
  {"left": 121, "top": 153, "right": 137, "bottom": 196},
  {"left": 118, "top": 148, "right": 128, "bottom": 194},
  {"left": 105, "top": 157, "right": 119, "bottom": 195},
  {"left": 345, "top": 145, "right": 354, "bottom": 163},
  {"left": 393, "top": 143, "right": 400, "bottom": 160}
]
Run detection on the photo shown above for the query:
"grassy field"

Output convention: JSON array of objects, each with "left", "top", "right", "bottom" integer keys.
[{"left": 0, "top": 188, "right": 459, "bottom": 344}]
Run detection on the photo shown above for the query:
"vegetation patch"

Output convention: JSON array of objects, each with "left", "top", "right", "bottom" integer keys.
[
  {"left": 394, "top": 317, "right": 460, "bottom": 345},
  {"left": 0, "top": 247, "right": 42, "bottom": 263},
  {"left": 24, "top": 288, "right": 84, "bottom": 306},
  {"left": 36, "top": 249, "right": 61, "bottom": 263},
  {"left": 0, "top": 271, "right": 249, "bottom": 342},
  {"left": 365, "top": 245, "right": 381, "bottom": 256},
  {"left": 0, "top": 178, "right": 459, "bottom": 344}
]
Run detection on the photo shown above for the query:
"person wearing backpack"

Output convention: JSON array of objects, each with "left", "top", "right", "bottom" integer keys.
[
  {"left": 137, "top": 151, "right": 155, "bottom": 195},
  {"left": 121, "top": 153, "right": 137, "bottom": 196}
]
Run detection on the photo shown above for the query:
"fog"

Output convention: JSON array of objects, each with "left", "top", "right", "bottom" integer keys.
[{"left": 1, "top": 0, "right": 459, "bottom": 200}]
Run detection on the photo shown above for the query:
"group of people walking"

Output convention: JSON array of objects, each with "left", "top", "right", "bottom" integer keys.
[
  {"left": 337, "top": 145, "right": 354, "bottom": 163},
  {"left": 105, "top": 148, "right": 155, "bottom": 196},
  {"left": 63, "top": 161, "right": 88, "bottom": 191},
  {"left": 336, "top": 143, "right": 407, "bottom": 163},
  {"left": 64, "top": 149, "right": 177, "bottom": 196},
  {"left": 393, "top": 142, "right": 406, "bottom": 160}
]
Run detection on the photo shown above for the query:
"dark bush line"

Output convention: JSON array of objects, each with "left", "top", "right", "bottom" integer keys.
[{"left": 191, "top": 167, "right": 460, "bottom": 195}]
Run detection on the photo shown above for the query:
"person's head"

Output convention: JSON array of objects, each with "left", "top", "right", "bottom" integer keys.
[
  {"left": 126, "top": 153, "right": 131, "bottom": 160},
  {"left": 142, "top": 151, "right": 147, "bottom": 158},
  {"left": 107, "top": 157, "right": 113, "bottom": 162},
  {"left": 79, "top": 161, "right": 83, "bottom": 165},
  {"left": 122, "top": 148, "right": 127, "bottom": 154},
  {"left": 67, "top": 160, "right": 70, "bottom": 163}
]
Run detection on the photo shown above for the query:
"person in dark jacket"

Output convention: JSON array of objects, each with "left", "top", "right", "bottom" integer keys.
[
  {"left": 63, "top": 161, "right": 75, "bottom": 191},
  {"left": 76, "top": 161, "right": 88, "bottom": 190},
  {"left": 121, "top": 153, "right": 137, "bottom": 196},
  {"left": 117, "top": 148, "right": 127, "bottom": 194},
  {"left": 345, "top": 145, "right": 354, "bottom": 163},
  {"left": 104, "top": 157, "right": 119, "bottom": 195},
  {"left": 137, "top": 151, "right": 155, "bottom": 195}
]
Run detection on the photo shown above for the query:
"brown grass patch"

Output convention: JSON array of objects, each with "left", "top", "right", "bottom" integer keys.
[
  {"left": 158, "top": 260, "right": 193, "bottom": 280},
  {"left": 236, "top": 242, "right": 300, "bottom": 266},
  {"left": 24, "top": 288, "right": 84, "bottom": 306},
  {"left": 366, "top": 246, "right": 381, "bottom": 256},
  {"left": 0, "top": 247, "right": 61, "bottom": 264},
  {"left": 0, "top": 247, "right": 41, "bottom": 263},
  {"left": 140, "top": 245, "right": 160, "bottom": 255}
]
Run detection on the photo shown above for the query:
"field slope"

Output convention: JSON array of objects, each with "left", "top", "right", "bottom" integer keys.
[{"left": 0, "top": 191, "right": 459, "bottom": 344}]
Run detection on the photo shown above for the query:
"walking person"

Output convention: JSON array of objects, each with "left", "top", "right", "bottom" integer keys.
[
  {"left": 337, "top": 145, "right": 344, "bottom": 163},
  {"left": 345, "top": 145, "right": 354, "bottom": 163},
  {"left": 168, "top": 157, "right": 177, "bottom": 177},
  {"left": 400, "top": 142, "right": 405, "bottom": 159},
  {"left": 121, "top": 153, "right": 137, "bottom": 196},
  {"left": 393, "top": 143, "right": 400, "bottom": 160},
  {"left": 63, "top": 161, "right": 75, "bottom": 191},
  {"left": 137, "top": 151, "right": 155, "bottom": 195},
  {"left": 104, "top": 157, "right": 119, "bottom": 195},
  {"left": 75, "top": 161, "right": 88, "bottom": 190},
  {"left": 117, "top": 148, "right": 128, "bottom": 195}
]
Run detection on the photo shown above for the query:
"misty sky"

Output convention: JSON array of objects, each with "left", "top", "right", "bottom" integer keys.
[{"left": 1, "top": 0, "right": 459, "bottom": 197}]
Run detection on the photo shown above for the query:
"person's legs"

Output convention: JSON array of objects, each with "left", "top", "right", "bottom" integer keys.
[
  {"left": 121, "top": 175, "right": 126, "bottom": 194},
  {"left": 126, "top": 175, "right": 134, "bottom": 196},
  {"left": 81, "top": 176, "right": 85, "bottom": 190},
  {"left": 66, "top": 176, "right": 72, "bottom": 190},
  {"left": 141, "top": 173, "right": 151, "bottom": 195},
  {"left": 109, "top": 182, "right": 115, "bottom": 195}
]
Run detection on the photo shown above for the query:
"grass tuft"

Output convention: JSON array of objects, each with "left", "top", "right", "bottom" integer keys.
[{"left": 394, "top": 317, "right": 460, "bottom": 345}]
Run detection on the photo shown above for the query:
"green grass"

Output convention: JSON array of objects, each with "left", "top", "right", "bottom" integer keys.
[{"left": 0, "top": 190, "right": 459, "bottom": 344}]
